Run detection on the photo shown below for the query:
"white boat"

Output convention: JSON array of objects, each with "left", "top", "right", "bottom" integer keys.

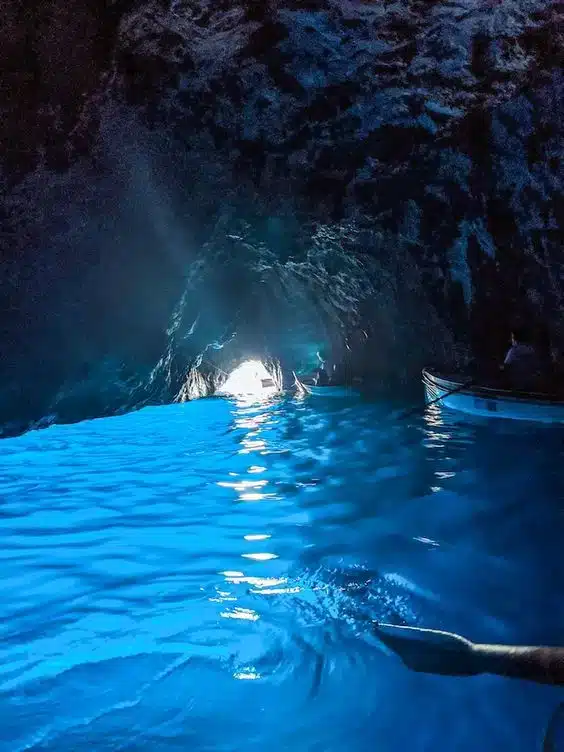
[
  {"left": 293, "top": 375, "right": 359, "bottom": 399},
  {"left": 305, "top": 385, "right": 359, "bottom": 398},
  {"left": 422, "top": 368, "right": 564, "bottom": 423}
]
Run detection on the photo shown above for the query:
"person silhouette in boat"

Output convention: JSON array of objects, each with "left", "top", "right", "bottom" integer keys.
[
  {"left": 500, "top": 325, "right": 543, "bottom": 391},
  {"left": 547, "top": 346, "right": 564, "bottom": 394},
  {"left": 314, "top": 350, "right": 330, "bottom": 386}
]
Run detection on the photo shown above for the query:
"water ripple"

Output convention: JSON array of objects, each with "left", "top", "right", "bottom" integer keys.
[{"left": 0, "top": 398, "right": 563, "bottom": 750}]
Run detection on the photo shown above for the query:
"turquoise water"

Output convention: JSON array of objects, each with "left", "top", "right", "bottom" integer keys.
[{"left": 1, "top": 395, "right": 563, "bottom": 751}]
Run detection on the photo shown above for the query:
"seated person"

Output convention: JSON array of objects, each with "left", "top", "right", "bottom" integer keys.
[
  {"left": 314, "top": 350, "right": 330, "bottom": 386},
  {"left": 547, "top": 347, "right": 564, "bottom": 393},
  {"left": 501, "top": 326, "right": 543, "bottom": 391},
  {"left": 314, "top": 366, "right": 329, "bottom": 386}
]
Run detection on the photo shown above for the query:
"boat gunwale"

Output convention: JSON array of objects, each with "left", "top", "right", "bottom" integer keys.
[{"left": 422, "top": 368, "right": 564, "bottom": 407}]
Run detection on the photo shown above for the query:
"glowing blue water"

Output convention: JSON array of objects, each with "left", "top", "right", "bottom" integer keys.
[{"left": 1, "top": 396, "right": 563, "bottom": 751}]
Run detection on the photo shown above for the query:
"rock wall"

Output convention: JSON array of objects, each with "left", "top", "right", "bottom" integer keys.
[{"left": 0, "top": 0, "right": 562, "bottom": 435}]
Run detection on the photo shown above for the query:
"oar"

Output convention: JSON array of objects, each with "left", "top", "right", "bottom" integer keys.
[
  {"left": 292, "top": 371, "right": 310, "bottom": 395},
  {"left": 396, "top": 379, "right": 476, "bottom": 420},
  {"left": 544, "top": 701, "right": 564, "bottom": 751}
]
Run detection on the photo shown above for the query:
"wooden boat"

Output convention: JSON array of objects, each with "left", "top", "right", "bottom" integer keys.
[
  {"left": 303, "top": 385, "right": 359, "bottom": 398},
  {"left": 293, "top": 374, "right": 359, "bottom": 399},
  {"left": 422, "top": 368, "right": 564, "bottom": 423}
]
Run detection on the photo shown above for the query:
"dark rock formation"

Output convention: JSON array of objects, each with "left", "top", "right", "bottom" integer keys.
[{"left": 0, "top": 0, "right": 562, "bottom": 435}]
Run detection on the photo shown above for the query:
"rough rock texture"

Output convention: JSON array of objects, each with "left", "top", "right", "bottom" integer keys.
[{"left": 0, "top": 0, "right": 562, "bottom": 435}]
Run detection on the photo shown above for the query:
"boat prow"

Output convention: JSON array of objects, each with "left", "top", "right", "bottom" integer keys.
[{"left": 422, "top": 368, "right": 564, "bottom": 423}]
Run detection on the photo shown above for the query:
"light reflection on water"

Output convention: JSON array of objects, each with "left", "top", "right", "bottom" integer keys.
[{"left": 0, "top": 395, "right": 563, "bottom": 751}]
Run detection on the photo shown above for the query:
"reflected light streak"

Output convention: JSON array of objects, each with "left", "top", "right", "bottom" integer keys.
[
  {"left": 426, "top": 431, "right": 452, "bottom": 441},
  {"left": 244, "top": 534, "right": 271, "bottom": 541},
  {"left": 239, "top": 439, "right": 267, "bottom": 454},
  {"left": 220, "top": 607, "right": 259, "bottom": 621},
  {"left": 241, "top": 552, "right": 278, "bottom": 561},
  {"left": 414, "top": 536, "right": 440, "bottom": 547},
  {"left": 209, "top": 587, "right": 237, "bottom": 603},
  {"left": 233, "top": 669, "right": 261, "bottom": 680},
  {"left": 236, "top": 415, "right": 270, "bottom": 429},
  {"left": 223, "top": 573, "right": 286, "bottom": 588},
  {"left": 217, "top": 479, "right": 268, "bottom": 491},
  {"left": 235, "top": 420, "right": 258, "bottom": 430},
  {"left": 424, "top": 404, "right": 445, "bottom": 427},
  {"left": 240, "top": 492, "right": 274, "bottom": 501}
]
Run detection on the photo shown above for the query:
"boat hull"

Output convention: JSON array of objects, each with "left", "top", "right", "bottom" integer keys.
[
  {"left": 305, "top": 385, "right": 359, "bottom": 398},
  {"left": 422, "top": 369, "right": 564, "bottom": 423},
  {"left": 293, "top": 375, "right": 359, "bottom": 399}
]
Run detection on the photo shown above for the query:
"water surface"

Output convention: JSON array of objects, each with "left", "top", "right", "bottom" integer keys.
[{"left": 1, "top": 395, "right": 563, "bottom": 751}]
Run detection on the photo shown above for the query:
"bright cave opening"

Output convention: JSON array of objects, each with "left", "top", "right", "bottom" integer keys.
[{"left": 217, "top": 360, "right": 277, "bottom": 397}]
